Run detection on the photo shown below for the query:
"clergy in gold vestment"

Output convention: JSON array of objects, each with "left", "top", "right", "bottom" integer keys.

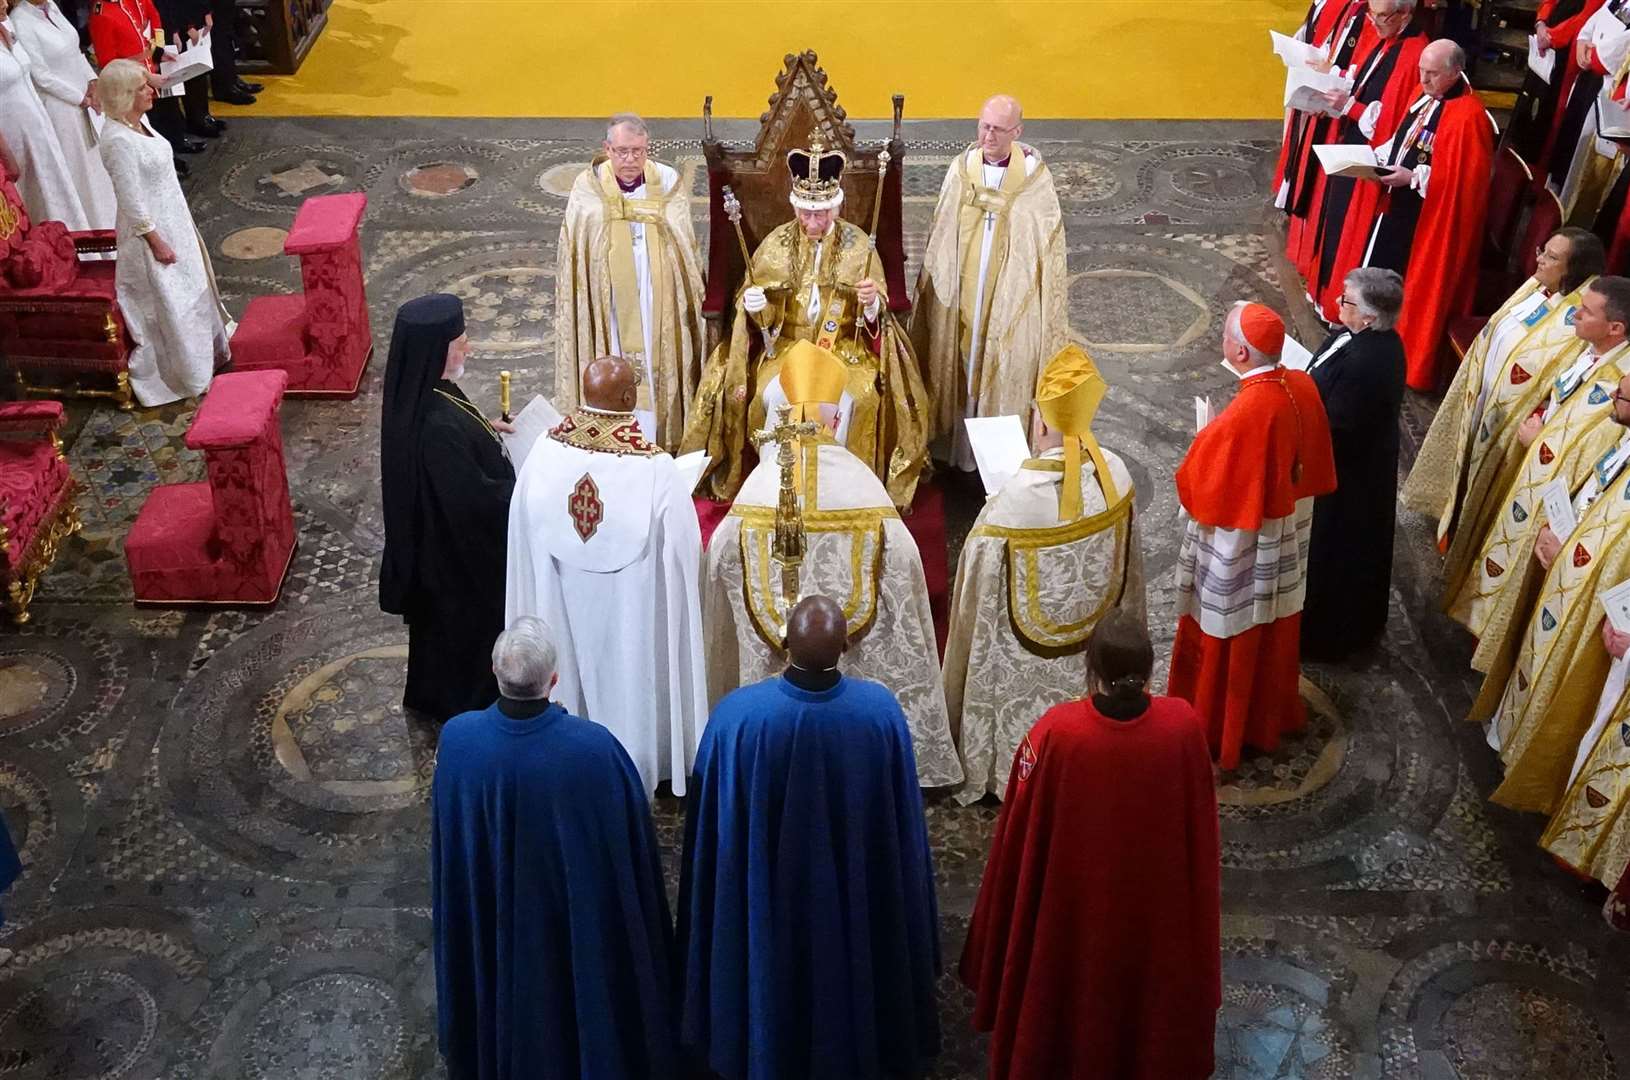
[
  {"left": 680, "top": 141, "right": 931, "bottom": 509},
  {"left": 1439, "top": 276, "right": 1630, "bottom": 636},
  {"left": 1478, "top": 373, "right": 1630, "bottom": 814},
  {"left": 701, "top": 341, "right": 963, "bottom": 788},
  {"left": 910, "top": 95, "right": 1070, "bottom": 469},
  {"left": 555, "top": 114, "right": 706, "bottom": 449},
  {"left": 1540, "top": 620, "right": 1630, "bottom": 891},
  {"left": 942, "top": 345, "right": 1145, "bottom": 804},
  {"left": 1401, "top": 228, "right": 1605, "bottom": 546}
]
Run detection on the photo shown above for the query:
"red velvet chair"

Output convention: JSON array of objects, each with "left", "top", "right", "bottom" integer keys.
[
  {"left": 0, "top": 400, "right": 82, "bottom": 623},
  {"left": 230, "top": 193, "right": 373, "bottom": 397},
  {"left": 124, "top": 370, "right": 296, "bottom": 605},
  {"left": 0, "top": 136, "right": 134, "bottom": 408}
]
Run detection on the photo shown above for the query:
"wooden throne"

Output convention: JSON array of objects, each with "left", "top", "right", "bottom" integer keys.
[{"left": 700, "top": 50, "right": 908, "bottom": 351}]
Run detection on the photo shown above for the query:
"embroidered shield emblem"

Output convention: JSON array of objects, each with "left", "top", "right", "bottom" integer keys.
[
  {"left": 568, "top": 473, "right": 603, "bottom": 542},
  {"left": 1539, "top": 443, "right": 1554, "bottom": 466},
  {"left": 1017, "top": 736, "right": 1037, "bottom": 782},
  {"left": 1565, "top": 306, "right": 1579, "bottom": 326},
  {"left": 1511, "top": 501, "right": 1528, "bottom": 523},
  {"left": 1574, "top": 544, "right": 1593, "bottom": 567},
  {"left": 1486, "top": 557, "right": 1505, "bottom": 579},
  {"left": 1510, "top": 365, "right": 1532, "bottom": 385},
  {"left": 1587, "top": 785, "right": 1610, "bottom": 809},
  {"left": 1541, "top": 608, "right": 1557, "bottom": 632},
  {"left": 1621, "top": 721, "right": 1630, "bottom": 748},
  {"left": 1590, "top": 384, "right": 1611, "bottom": 405}
]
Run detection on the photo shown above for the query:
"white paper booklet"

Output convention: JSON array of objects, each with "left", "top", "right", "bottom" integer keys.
[
  {"left": 964, "top": 414, "right": 1031, "bottom": 497},
  {"left": 502, "top": 394, "right": 563, "bottom": 470},
  {"left": 159, "top": 35, "right": 215, "bottom": 86},
  {"left": 1313, "top": 143, "right": 1383, "bottom": 178},
  {"left": 1280, "top": 336, "right": 1314, "bottom": 372},
  {"left": 672, "top": 450, "right": 710, "bottom": 494},
  {"left": 1528, "top": 36, "right": 1556, "bottom": 83},
  {"left": 1601, "top": 578, "right": 1630, "bottom": 635},
  {"left": 1538, "top": 477, "right": 1578, "bottom": 539},
  {"left": 1285, "top": 66, "right": 1351, "bottom": 114},
  {"left": 1194, "top": 396, "right": 1215, "bottom": 433},
  {"left": 1270, "top": 29, "right": 1325, "bottom": 70}
]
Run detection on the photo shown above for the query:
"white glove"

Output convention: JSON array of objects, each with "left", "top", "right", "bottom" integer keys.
[{"left": 742, "top": 285, "right": 767, "bottom": 314}]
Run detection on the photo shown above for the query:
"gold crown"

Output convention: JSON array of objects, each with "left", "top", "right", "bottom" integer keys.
[
  {"left": 787, "top": 137, "right": 847, "bottom": 210},
  {"left": 1036, "top": 343, "right": 1108, "bottom": 436},
  {"left": 779, "top": 340, "right": 848, "bottom": 406}
]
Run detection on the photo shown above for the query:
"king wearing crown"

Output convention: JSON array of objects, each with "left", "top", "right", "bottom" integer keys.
[{"left": 679, "top": 139, "right": 932, "bottom": 509}]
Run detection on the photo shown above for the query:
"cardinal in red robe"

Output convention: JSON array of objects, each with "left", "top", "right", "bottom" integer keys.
[
  {"left": 1330, "top": 40, "right": 1494, "bottom": 390},
  {"left": 1167, "top": 304, "right": 1336, "bottom": 771},
  {"left": 960, "top": 611, "right": 1221, "bottom": 1080}
]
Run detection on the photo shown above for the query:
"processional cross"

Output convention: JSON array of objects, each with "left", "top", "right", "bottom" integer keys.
[{"left": 751, "top": 404, "right": 823, "bottom": 644}]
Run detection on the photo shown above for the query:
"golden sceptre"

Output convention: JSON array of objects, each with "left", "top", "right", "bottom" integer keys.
[
  {"left": 498, "top": 370, "right": 512, "bottom": 423},
  {"left": 752, "top": 404, "right": 821, "bottom": 645},
  {"left": 722, "top": 185, "right": 754, "bottom": 287}
]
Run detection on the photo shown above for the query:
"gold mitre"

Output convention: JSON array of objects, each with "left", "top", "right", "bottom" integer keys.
[
  {"left": 787, "top": 137, "right": 847, "bottom": 211},
  {"left": 780, "top": 340, "right": 847, "bottom": 420},
  {"left": 1035, "top": 344, "right": 1114, "bottom": 522}
]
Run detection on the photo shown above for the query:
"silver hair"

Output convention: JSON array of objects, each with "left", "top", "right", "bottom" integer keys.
[
  {"left": 491, "top": 616, "right": 558, "bottom": 700},
  {"left": 98, "top": 59, "right": 149, "bottom": 119},
  {"left": 605, "top": 113, "right": 648, "bottom": 142},
  {"left": 1392, "top": 0, "right": 1418, "bottom": 11},
  {"left": 1344, "top": 267, "right": 1405, "bottom": 329},
  {"left": 1224, "top": 302, "right": 1270, "bottom": 366}
]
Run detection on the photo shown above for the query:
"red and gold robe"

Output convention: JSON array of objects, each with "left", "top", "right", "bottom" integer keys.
[{"left": 1167, "top": 367, "right": 1337, "bottom": 770}]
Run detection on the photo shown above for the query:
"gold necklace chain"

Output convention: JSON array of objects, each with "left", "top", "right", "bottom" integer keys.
[{"left": 433, "top": 388, "right": 501, "bottom": 443}]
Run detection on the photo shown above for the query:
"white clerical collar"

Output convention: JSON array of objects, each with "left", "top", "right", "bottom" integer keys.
[{"left": 1236, "top": 363, "right": 1279, "bottom": 381}]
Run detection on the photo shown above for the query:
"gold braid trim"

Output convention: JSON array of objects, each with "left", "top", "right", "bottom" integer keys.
[
  {"left": 733, "top": 505, "right": 896, "bottom": 652},
  {"left": 548, "top": 408, "right": 661, "bottom": 456}
]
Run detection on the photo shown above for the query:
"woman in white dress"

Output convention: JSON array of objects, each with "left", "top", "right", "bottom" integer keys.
[
  {"left": 0, "top": 0, "right": 87, "bottom": 230},
  {"left": 97, "top": 58, "right": 230, "bottom": 407},
  {"left": 10, "top": 0, "right": 115, "bottom": 228}
]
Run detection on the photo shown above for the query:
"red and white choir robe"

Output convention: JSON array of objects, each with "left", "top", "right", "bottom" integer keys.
[
  {"left": 1518, "top": 0, "right": 1608, "bottom": 167},
  {"left": 1349, "top": 79, "right": 1496, "bottom": 391},
  {"left": 1167, "top": 366, "right": 1336, "bottom": 771},
  {"left": 1303, "top": 17, "right": 1429, "bottom": 306},
  {"left": 1544, "top": 0, "right": 1630, "bottom": 203},
  {"left": 1273, "top": 0, "right": 1362, "bottom": 195}
]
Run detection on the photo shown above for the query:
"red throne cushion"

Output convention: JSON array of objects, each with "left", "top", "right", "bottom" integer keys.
[
  {"left": 125, "top": 371, "right": 297, "bottom": 605},
  {"left": 0, "top": 399, "right": 78, "bottom": 622}
]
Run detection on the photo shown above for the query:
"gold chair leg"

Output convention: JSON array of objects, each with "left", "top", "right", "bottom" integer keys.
[
  {"left": 116, "top": 371, "right": 134, "bottom": 410},
  {"left": 5, "top": 579, "right": 32, "bottom": 625}
]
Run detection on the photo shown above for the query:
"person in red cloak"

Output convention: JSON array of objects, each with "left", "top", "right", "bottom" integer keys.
[
  {"left": 960, "top": 610, "right": 1221, "bottom": 1080},
  {"left": 1509, "top": 0, "right": 1608, "bottom": 168},
  {"left": 1330, "top": 40, "right": 1494, "bottom": 390},
  {"left": 1166, "top": 304, "right": 1337, "bottom": 770},
  {"left": 1273, "top": 0, "right": 1362, "bottom": 196}
]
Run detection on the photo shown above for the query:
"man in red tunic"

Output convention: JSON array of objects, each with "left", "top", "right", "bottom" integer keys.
[
  {"left": 1328, "top": 40, "right": 1494, "bottom": 390},
  {"left": 1167, "top": 304, "right": 1336, "bottom": 771},
  {"left": 961, "top": 611, "right": 1220, "bottom": 1080}
]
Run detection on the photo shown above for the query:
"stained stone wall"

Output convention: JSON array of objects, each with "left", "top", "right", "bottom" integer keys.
[{"left": 0, "top": 118, "right": 1627, "bottom": 1080}]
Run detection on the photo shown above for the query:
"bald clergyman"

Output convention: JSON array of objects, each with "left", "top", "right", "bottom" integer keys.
[
  {"left": 911, "top": 94, "right": 1071, "bottom": 470},
  {"left": 505, "top": 355, "right": 707, "bottom": 795}
]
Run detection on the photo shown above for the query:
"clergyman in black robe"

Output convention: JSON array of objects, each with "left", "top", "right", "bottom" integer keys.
[
  {"left": 1302, "top": 267, "right": 1408, "bottom": 661},
  {"left": 379, "top": 294, "right": 516, "bottom": 720}
]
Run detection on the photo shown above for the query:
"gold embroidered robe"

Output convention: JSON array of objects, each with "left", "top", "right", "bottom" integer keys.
[
  {"left": 1402, "top": 277, "right": 1593, "bottom": 544},
  {"left": 555, "top": 158, "right": 706, "bottom": 449},
  {"left": 1453, "top": 348, "right": 1629, "bottom": 652},
  {"left": 910, "top": 144, "right": 1070, "bottom": 440},
  {"left": 1480, "top": 455, "right": 1630, "bottom": 812},
  {"left": 701, "top": 441, "right": 963, "bottom": 787},
  {"left": 941, "top": 446, "right": 1145, "bottom": 804},
  {"left": 1540, "top": 650, "right": 1630, "bottom": 887},
  {"left": 679, "top": 219, "right": 931, "bottom": 508}
]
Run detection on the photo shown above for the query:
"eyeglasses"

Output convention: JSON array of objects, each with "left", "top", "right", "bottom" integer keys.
[
  {"left": 977, "top": 122, "right": 1018, "bottom": 136},
  {"left": 1338, "top": 297, "right": 1359, "bottom": 308},
  {"left": 607, "top": 146, "right": 648, "bottom": 161},
  {"left": 1535, "top": 245, "right": 1562, "bottom": 263}
]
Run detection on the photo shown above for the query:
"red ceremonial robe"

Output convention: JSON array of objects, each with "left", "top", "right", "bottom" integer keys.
[
  {"left": 1387, "top": 91, "right": 1496, "bottom": 390},
  {"left": 1532, "top": 0, "right": 1608, "bottom": 171},
  {"left": 1274, "top": 0, "right": 1368, "bottom": 203},
  {"left": 1167, "top": 367, "right": 1337, "bottom": 770},
  {"left": 959, "top": 695, "right": 1221, "bottom": 1080}
]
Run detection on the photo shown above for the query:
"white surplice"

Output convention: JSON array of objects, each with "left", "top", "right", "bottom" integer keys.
[
  {"left": 10, "top": 1, "right": 114, "bottom": 229},
  {"left": 504, "top": 415, "right": 708, "bottom": 795},
  {"left": 0, "top": 18, "right": 87, "bottom": 231},
  {"left": 99, "top": 116, "right": 230, "bottom": 406}
]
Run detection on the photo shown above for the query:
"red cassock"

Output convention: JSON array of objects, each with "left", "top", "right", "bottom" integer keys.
[
  {"left": 959, "top": 695, "right": 1222, "bottom": 1080},
  {"left": 1535, "top": 0, "right": 1611, "bottom": 173},
  {"left": 1167, "top": 368, "right": 1336, "bottom": 770},
  {"left": 1391, "top": 93, "right": 1496, "bottom": 390}
]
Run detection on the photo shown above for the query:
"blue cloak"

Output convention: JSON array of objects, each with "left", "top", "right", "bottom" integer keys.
[
  {"left": 0, "top": 813, "right": 18, "bottom": 928},
  {"left": 677, "top": 675, "right": 940, "bottom": 1080},
  {"left": 432, "top": 701, "right": 677, "bottom": 1080}
]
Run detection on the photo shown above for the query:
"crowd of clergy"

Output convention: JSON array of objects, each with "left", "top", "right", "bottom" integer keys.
[{"left": 1280, "top": 0, "right": 1630, "bottom": 928}]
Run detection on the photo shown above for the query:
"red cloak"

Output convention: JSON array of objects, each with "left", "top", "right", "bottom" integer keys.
[
  {"left": 1394, "top": 93, "right": 1496, "bottom": 391},
  {"left": 1535, "top": 0, "right": 1612, "bottom": 174},
  {"left": 1273, "top": 0, "right": 1368, "bottom": 195},
  {"left": 959, "top": 695, "right": 1222, "bottom": 1080},
  {"left": 1167, "top": 369, "right": 1337, "bottom": 769},
  {"left": 1307, "top": 32, "right": 1428, "bottom": 310}
]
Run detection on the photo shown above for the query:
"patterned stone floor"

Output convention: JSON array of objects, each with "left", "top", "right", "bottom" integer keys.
[{"left": 3, "top": 117, "right": 1629, "bottom": 1079}]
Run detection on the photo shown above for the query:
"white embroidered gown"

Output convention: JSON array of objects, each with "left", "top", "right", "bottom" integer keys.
[
  {"left": 10, "top": 0, "right": 115, "bottom": 228},
  {"left": 99, "top": 115, "right": 230, "bottom": 406},
  {"left": 0, "top": 17, "right": 88, "bottom": 230}
]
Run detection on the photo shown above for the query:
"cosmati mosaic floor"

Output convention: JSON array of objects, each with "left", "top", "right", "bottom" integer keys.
[{"left": 2, "top": 116, "right": 1628, "bottom": 1079}]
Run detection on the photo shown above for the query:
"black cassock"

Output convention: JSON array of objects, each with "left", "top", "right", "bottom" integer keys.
[
  {"left": 1302, "top": 326, "right": 1406, "bottom": 660},
  {"left": 380, "top": 296, "right": 516, "bottom": 721}
]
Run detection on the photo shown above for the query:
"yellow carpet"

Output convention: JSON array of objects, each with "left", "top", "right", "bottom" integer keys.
[{"left": 220, "top": 0, "right": 1305, "bottom": 120}]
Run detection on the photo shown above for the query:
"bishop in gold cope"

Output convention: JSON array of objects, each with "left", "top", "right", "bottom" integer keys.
[{"left": 681, "top": 139, "right": 932, "bottom": 509}]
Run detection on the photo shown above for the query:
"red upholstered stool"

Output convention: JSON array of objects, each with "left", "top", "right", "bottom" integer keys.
[
  {"left": 125, "top": 370, "right": 296, "bottom": 605},
  {"left": 231, "top": 193, "right": 372, "bottom": 397}
]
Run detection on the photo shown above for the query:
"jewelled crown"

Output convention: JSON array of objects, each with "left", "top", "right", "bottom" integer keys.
[{"left": 786, "top": 137, "right": 847, "bottom": 211}]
